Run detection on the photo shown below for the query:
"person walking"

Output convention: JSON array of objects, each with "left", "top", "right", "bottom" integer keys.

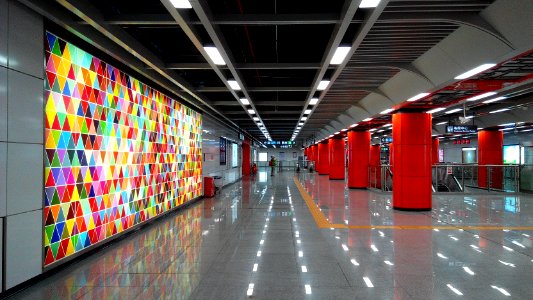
[{"left": 269, "top": 156, "right": 277, "bottom": 176}]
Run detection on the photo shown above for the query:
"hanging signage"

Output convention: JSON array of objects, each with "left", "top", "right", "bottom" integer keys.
[
  {"left": 219, "top": 137, "right": 227, "bottom": 165},
  {"left": 264, "top": 141, "right": 296, "bottom": 145},
  {"left": 446, "top": 125, "right": 478, "bottom": 134},
  {"left": 380, "top": 136, "right": 393, "bottom": 144},
  {"left": 453, "top": 139, "right": 471, "bottom": 145},
  {"left": 239, "top": 133, "right": 245, "bottom": 140}
]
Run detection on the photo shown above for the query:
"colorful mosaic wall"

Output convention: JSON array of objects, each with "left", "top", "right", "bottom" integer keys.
[{"left": 43, "top": 32, "right": 202, "bottom": 266}]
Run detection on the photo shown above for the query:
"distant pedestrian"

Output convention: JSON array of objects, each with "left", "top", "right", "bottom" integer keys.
[{"left": 269, "top": 156, "right": 277, "bottom": 176}]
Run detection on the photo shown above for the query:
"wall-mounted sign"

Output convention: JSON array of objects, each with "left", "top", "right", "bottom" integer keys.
[
  {"left": 264, "top": 141, "right": 295, "bottom": 145},
  {"left": 220, "top": 137, "right": 227, "bottom": 165},
  {"left": 446, "top": 125, "right": 478, "bottom": 134},
  {"left": 239, "top": 133, "right": 244, "bottom": 140},
  {"left": 380, "top": 136, "right": 393, "bottom": 144},
  {"left": 453, "top": 139, "right": 471, "bottom": 145}
]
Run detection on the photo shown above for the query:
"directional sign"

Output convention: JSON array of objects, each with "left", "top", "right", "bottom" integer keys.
[{"left": 446, "top": 125, "right": 478, "bottom": 134}]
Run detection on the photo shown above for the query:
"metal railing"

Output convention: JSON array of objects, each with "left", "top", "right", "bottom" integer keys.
[{"left": 368, "top": 164, "right": 521, "bottom": 193}]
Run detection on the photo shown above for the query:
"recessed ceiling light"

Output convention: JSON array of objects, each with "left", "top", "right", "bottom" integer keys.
[
  {"left": 239, "top": 98, "right": 250, "bottom": 105},
  {"left": 436, "top": 121, "right": 447, "bottom": 125},
  {"left": 170, "top": 0, "right": 192, "bottom": 9},
  {"left": 298, "top": 122, "right": 304, "bottom": 126},
  {"left": 248, "top": 109, "right": 255, "bottom": 114},
  {"left": 341, "top": 129, "right": 348, "bottom": 132},
  {"left": 227, "top": 80, "right": 241, "bottom": 90},
  {"left": 455, "top": 63, "right": 496, "bottom": 80},
  {"left": 350, "top": 123, "right": 358, "bottom": 128},
  {"left": 466, "top": 92, "right": 497, "bottom": 101},
  {"left": 309, "top": 98, "right": 319, "bottom": 105},
  {"left": 330, "top": 46, "right": 351, "bottom": 65},
  {"left": 253, "top": 117, "right": 259, "bottom": 121},
  {"left": 483, "top": 96, "right": 507, "bottom": 104},
  {"left": 304, "top": 109, "right": 312, "bottom": 115},
  {"left": 301, "top": 117, "right": 307, "bottom": 121},
  {"left": 445, "top": 108, "right": 462, "bottom": 114},
  {"left": 317, "top": 80, "right": 330, "bottom": 91},
  {"left": 297, "top": 126, "right": 302, "bottom": 129},
  {"left": 380, "top": 108, "right": 394, "bottom": 114},
  {"left": 490, "top": 108, "right": 510, "bottom": 114},
  {"left": 359, "top": 0, "right": 381, "bottom": 8},
  {"left": 362, "top": 118, "right": 372, "bottom": 122},
  {"left": 203, "top": 46, "right": 225, "bottom": 65},
  {"left": 427, "top": 107, "right": 446, "bottom": 114},
  {"left": 406, "top": 92, "right": 430, "bottom": 102}
]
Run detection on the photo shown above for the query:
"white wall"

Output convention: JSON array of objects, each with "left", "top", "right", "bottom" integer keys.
[{"left": 0, "top": 0, "right": 44, "bottom": 290}]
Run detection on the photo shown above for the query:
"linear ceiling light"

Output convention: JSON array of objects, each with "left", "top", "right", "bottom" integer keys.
[
  {"left": 380, "top": 108, "right": 394, "bottom": 114},
  {"left": 362, "top": 118, "right": 372, "bottom": 122},
  {"left": 427, "top": 107, "right": 446, "bottom": 114},
  {"left": 317, "top": 80, "right": 330, "bottom": 91},
  {"left": 227, "top": 80, "right": 241, "bottom": 90},
  {"left": 406, "top": 92, "right": 430, "bottom": 102},
  {"left": 239, "top": 98, "right": 250, "bottom": 105},
  {"left": 298, "top": 122, "right": 304, "bottom": 126},
  {"left": 203, "top": 46, "right": 225, "bottom": 65},
  {"left": 330, "top": 46, "right": 351, "bottom": 65},
  {"left": 455, "top": 63, "right": 496, "bottom": 80},
  {"left": 483, "top": 96, "right": 506, "bottom": 104},
  {"left": 253, "top": 117, "right": 259, "bottom": 121},
  {"left": 301, "top": 117, "right": 307, "bottom": 121},
  {"left": 350, "top": 123, "right": 358, "bottom": 128},
  {"left": 436, "top": 121, "right": 447, "bottom": 125},
  {"left": 304, "top": 109, "right": 312, "bottom": 114},
  {"left": 248, "top": 109, "right": 256, "bottom": 114},
  {"left": 466, "top": 92, "right": 497, "bottom": 101},
  {"left": 359, "top": 0, "right": 381, "bottom": 8},
  {"left": 170, "top": 0, "right": 192, "bottom": 9},
  {"left": 445, "top": 108, "right": 462, "bottom": 114},
  {"left": 489, "top": 108, "right": 510, "bottom": 114},
  {"left": 309, "top": 98, "right": 319, "bottom": 105}
]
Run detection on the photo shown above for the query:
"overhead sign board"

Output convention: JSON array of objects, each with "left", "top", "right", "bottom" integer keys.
[
  {"left": 264, "top": 141, "right": 295, "bottom": 145},
  {"left": 380, "top": 136, "right": 393, "bottom": 144},
  {"left": 446, "top": 125, "right": 478, "bottom": 134}
]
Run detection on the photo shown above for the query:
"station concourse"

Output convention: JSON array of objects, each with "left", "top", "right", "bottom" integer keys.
[{"left": 1, "top": 0, "right": 533, "bottom": 299}]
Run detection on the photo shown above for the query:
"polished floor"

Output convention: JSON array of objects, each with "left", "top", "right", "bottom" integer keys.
[{"left": 9, "top": 170, "right": 533, "bottom": 299}]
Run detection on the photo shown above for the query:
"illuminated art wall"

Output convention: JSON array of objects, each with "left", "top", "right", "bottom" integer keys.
[{"left": 43, "top": 32, "right": 202, "bottom": 266}]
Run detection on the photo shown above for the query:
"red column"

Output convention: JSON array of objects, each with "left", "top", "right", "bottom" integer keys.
[
  {"left": 432, "top": 138, "right": 440, "bottom": 165},
  {"left": 392, "top": 112, "right": 432, "bottom": 211},
  {"left": 369, "top": 144, "right": 381, "bottom": 188},
  {"left": 242, "top": 140, "right": 251, "bottom": 175},
  {"left": 329, "top": 137, "right": 345, "bottom": 180},
  {"left": 347, "top": 131, "right": 370, "bottom": 188},
  {"left": 318, "top": 140, "right": 330, "bottom": 175},
  {"left": 478, "top": 130, "right": 503, "bottom": 189}
]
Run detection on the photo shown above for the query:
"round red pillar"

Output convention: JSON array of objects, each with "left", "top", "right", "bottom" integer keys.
[
  {"left": 318, "top": 140, "right": 330, "bottom": 175},
  {"left": 329, "top": 137, "right": 345, "bottom": 180},
  {"left": 392, "top": 112, "right": 432, "bottom": 211},
  {"left": 369, "top": 144, "right": 381, "bottom": 188},
  {"left": 432, "top": 138, "right": 440, "bottom": 165},
  {"left": 347, "top": 131, "right": 370, "bottom": 188},
  {"left": 478, "top": 130, "right": 503, "bottom": 189},
  {"left": 242, "top": 139, "right": 251, "bottom": 175}
]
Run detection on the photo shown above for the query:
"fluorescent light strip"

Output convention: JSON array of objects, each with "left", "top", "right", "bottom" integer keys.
[
  {"left": 490, "top": 108, "right": 510, "bottom": 114},
  {"left": 252, "top": 264, "right": 258, "bottom": 272},
  {"left": 301, "top": 117, "right": 307, "bottom": 121},
  {"left": 466, "top": 92, "right": 497, "bottom": 101},
  {"left": 455, "top": 63, "right": 496, "bottom": 80},
  {"left": 309, "top": 98, "right": 319, "bottom": 105},
  {"left": 406, "top": 92, "right": 430, "bottom": 102},
  {"left": 370, "top": 244, "right": 379, "bottom": 252},
  {"left": 491, "top": 285, "right": 511, "bottom": 296},
  {"left": 305, "top": 284, "right": 312, "bottom": 294},
  {"left": 248, "top": 109, "right": 255, "bottom": 114},
  {"left": 342, "top": 244, "right": 349, "bottom": 251},
  {"left": 436, "top": 121, "right": 447, "bottom": 125},
  {"left": 445, "top": 108, "right": 462, "bottom": 114},
  {"left": 447, "top": 284, "right": 463, "bottom": 296},
  {"left": 239, "top": 98, "right": 250, "bottom": 105},
  {"left": 427, "top": 107, "right": 446, "bottom": 114},
  {"left": 304, "top": 109, "right": 312, "bottom": 114},
  {"left": 227, "top": 80, "right": 241, "bottom": 90},
  {"left": 463, "top": 267, "right": 475, "bottom": 275},
  {"left": 350, "top": 259, "right": 359, "bottom": 266},
  {"left": 317, "top": 80, "right": 330, "bottom": 91},
  {"left": 362, "top": 118, "right": 372, "bottom": 122},
  {"left": 350, "top": 123, "right": 358, "bottom": 128},
  {"left": 203, "top": 46, "right": 225, "bottom": 65},
  {"left": 360, "top": 0, "right": 381, "bottom": 8},
  {"left": 363, "top": 277, "right": 374, "bottom": 287},
  {"left": 380, "top": 108, "right": 394, "bottom": 114},
  {"left": 330, "top": 46, "right": 351, "bottom": 65},
  {"left": 483, "top": 96, "right": 506, "bottom": 104},
  {"left": 246, "top": 283, "right": 254, "bottom": 296},
  {"left": 301, "top": 266, "right": 308, "bottom": 273},
  {"left": 169, "top": 0, "right": 192, "bottom": 9}
]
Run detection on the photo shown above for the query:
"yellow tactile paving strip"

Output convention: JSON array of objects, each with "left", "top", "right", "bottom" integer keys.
[{"left": 293, "top": 177, "right": 533, "bottom": 231}]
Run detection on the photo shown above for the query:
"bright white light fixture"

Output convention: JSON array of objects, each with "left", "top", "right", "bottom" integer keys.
[
  {"left": 301, "top": 117, "right": 308, "bottom": 121},
  {"left": 305, "top": 284, "right": 312, "bottom": 294},
  {"left": 227, "top": 80, "right": 241, "bottom": 90},
  {"left": 350, "top": 123, "right": 359, "bottom": 128},
  {"left": 466, "top": 92, "right": 497, "bottom": 101},
  {"left": 317, "top": 80, "right": 330, "bottom": 91},
  {"left": 335, "top": 131, "right": 340, "bottom": 134},
  {"left": 483, "top": 96, "right": 506, "bottom": 104},
  {"left": 203, "top": 46, "right": 225, "bottom": 65},
  {"left": 239, "top": 98, "right": 250, "bottom": 105},
  {"left": 341, "top": 129, "right": 348, "bottom": 132},
  {"left": 362, "top": 118, "right": 372, "bottom": 122},
  {"left": 447, "top": 284, "right": 463, "bottom": 296},
  {"left": 253, "top": 117, "right": 259, "bottom": 121},
  {"left": 309, "top": 98, "right": 319, "bottom": 105},
  {"left": 406, "top": 92, "right": 430, "bottom": 102},
  {"left": 299, "top": 122, "right": 304, "bottom": 125},
  {"left": 427, "top": 107, "right": 446, "bottom": 114},
  {"left": 248, "top": 109, "right": 256, "bottom": 114},
  {"left": 170, "top": 0, "right": 192, "bottom": 9},
  {"left": 363, "top": 277, "right": 374, "bottom": 287},
  {"left": 445, "top": 108, "right": 462, "bottom": 114},
  {"left": 491, "top": 285, "right": 511, "bottom": 296},
  {"left": 490, "top": 108, "right": 510, "bottom": 114},
  {"left": 297, "top": 126, "right": 302, "bottom": 129},
  {"left": 380, "top": 108, "right": 394, "bottom": 114},
  {"left": 304, "top": 109, "right": 312, "bottom": 114},
  {"left": 455, "top": 63, "right": 496, "bottom": 80},
  {"left": 330, "top": 46, "right": 351, "bottom": 65},
  {"left": 360, "top": 0, "right": 381, "bottom": 8}
]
